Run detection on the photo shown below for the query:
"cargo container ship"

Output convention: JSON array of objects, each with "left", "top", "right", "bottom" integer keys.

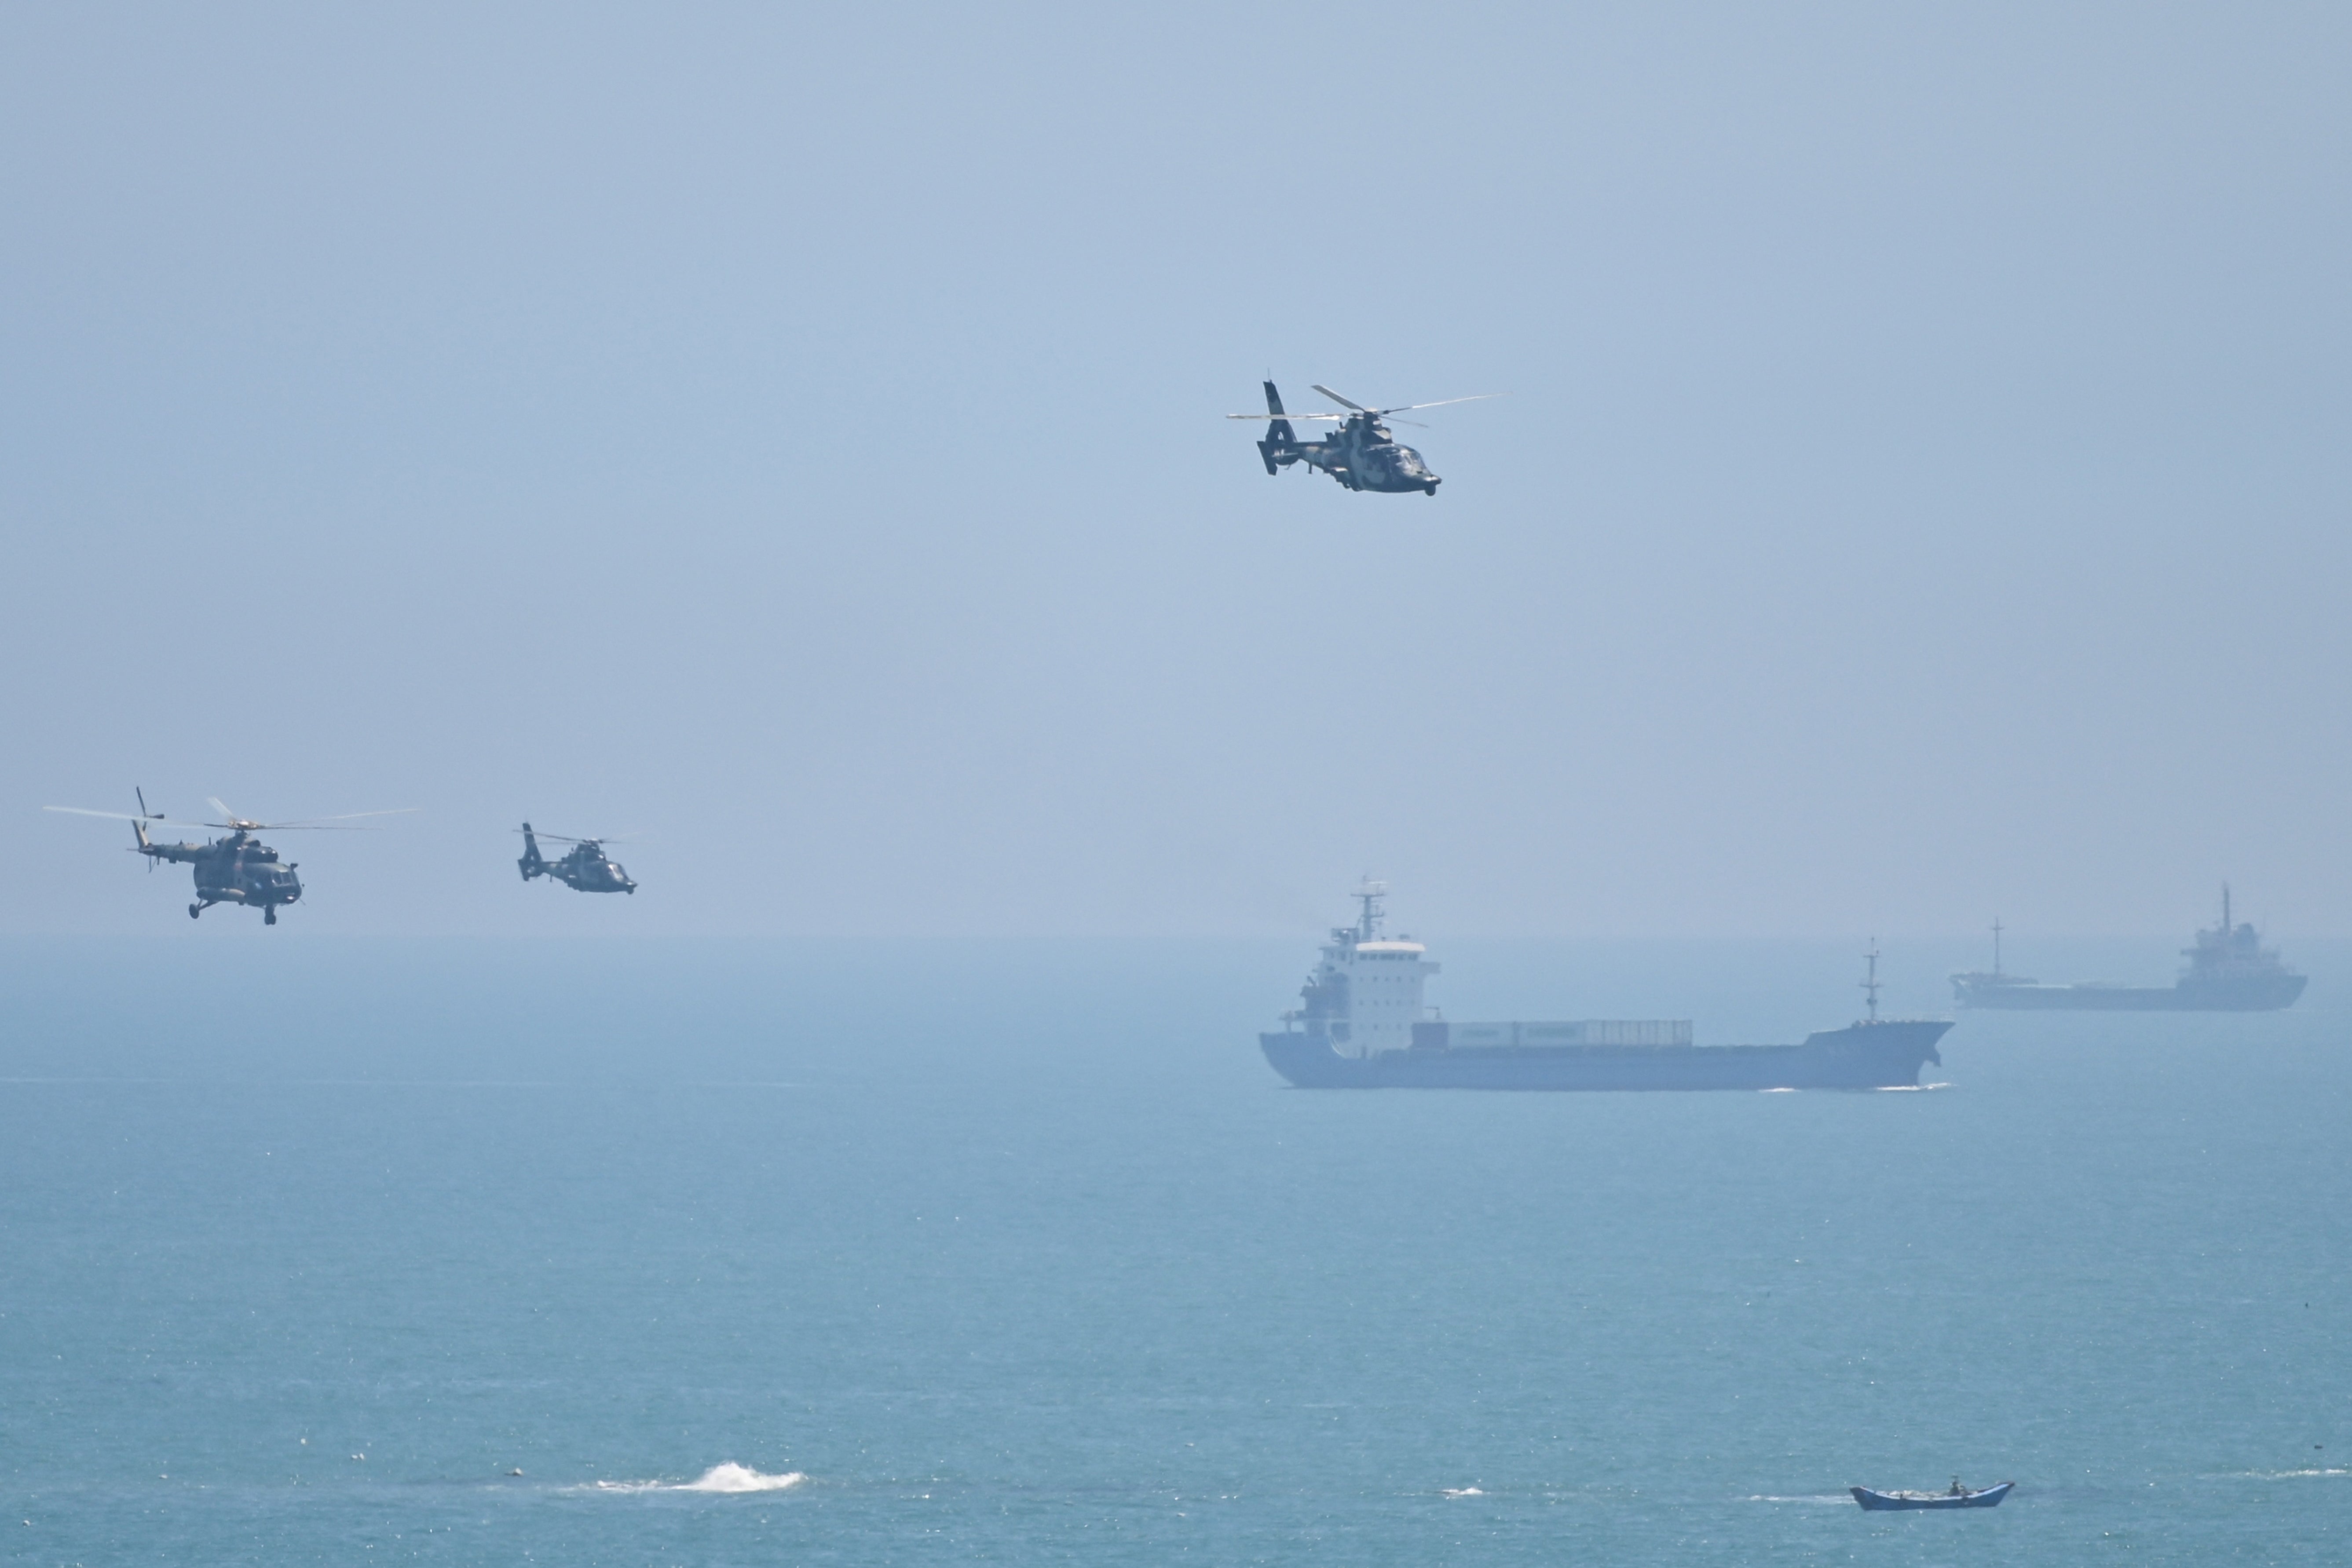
[
  {"left": 1258, "top": 885, "right": 1950, "bottom": 1091},
  {"left": 1950, "top": 888, "right": 2305, "bottom": 1011}
]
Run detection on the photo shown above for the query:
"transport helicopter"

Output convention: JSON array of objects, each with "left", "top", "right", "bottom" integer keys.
[
  {"left": 1228, "top": 381, "right": 1496, "bottom": 494},
  {"left": 517, "top": 823, "right": 636, "bottom": 894},
  {"left": 45, "top": 790, "right": 415, "bottom": 923}
]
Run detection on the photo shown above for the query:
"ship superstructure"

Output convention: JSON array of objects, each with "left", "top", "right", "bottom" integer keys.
[
  {"left": 1950, "top": 887, "right": 2305, "bottom": 1011},
  {"left": 1262, "top": 885, "right": 1948, "bottom": 1091},
  {"left": 1286, "top": 882, "right": 1446, "bottom": 1055}
]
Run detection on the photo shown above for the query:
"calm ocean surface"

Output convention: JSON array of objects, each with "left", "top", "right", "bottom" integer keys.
[{"left": 3, "top": 934, "right": 2346, "bottom": 1565}]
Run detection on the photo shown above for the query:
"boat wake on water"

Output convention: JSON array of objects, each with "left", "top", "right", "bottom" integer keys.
[
  {"left": 578, "top": 1463, "right": 806, "bottom": 1495},
  {"left": 1760, "top": 1081, "right": 1952, "bottom": 1095},
  {"left": 1744, "top": 1494, "right": 1854, "bottom": 1505}
]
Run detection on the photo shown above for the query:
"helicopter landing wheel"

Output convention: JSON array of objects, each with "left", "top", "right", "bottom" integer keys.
[
  {"left": 189, "top": 903, "right": 201, "bottom": 919},
  {"left": 264, "top": 907, "right": 277, "bottom": 925}
]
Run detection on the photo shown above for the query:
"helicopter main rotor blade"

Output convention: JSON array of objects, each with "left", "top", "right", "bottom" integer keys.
[
  {"left": 44, "top": 805, "right": 206, "bottom": 827},
  {"left": 1229, "top": 410, "right": 1427, "bottom": 425},
  {"left": 514, "top": 828, "right": 640, "bottom": 844},
  {"left": 1375, "top": 393, "right": 1503, "bottom": 414},
  {"left": 260, "top": 808, "right": 421, "bottom": 829},
  {"left": 187, "top": 807, "right": 418, "bottom": 830},
  {"left": 1311, "top": 384, "right": 1371, "bottom": 412}
]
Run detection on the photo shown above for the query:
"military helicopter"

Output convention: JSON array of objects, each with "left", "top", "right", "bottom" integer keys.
[
  {"left": 517, "top": 823, "right": 636, "bottom": 894},
  {"left": 1228, "top": 381, "right": 1496, "bottom": 494},
  {"left": 45, "top": 790, "right": 415, "bottom": 923}
]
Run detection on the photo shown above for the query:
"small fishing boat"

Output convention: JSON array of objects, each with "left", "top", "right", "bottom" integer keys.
[{"left": 1850, "top": 1479, "right": 2012, "bottom": 1510}]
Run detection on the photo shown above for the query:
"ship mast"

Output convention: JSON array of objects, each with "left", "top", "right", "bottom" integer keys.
[
  {"left": 1353, "top": 877, "right": 1387, "bottom": 943},
  {"left": 1991, "top": 917, "right": 2003, "bottom": 978},
  {"left": 1861, "top": 938, "right": 1882, "bottom": 1023}
]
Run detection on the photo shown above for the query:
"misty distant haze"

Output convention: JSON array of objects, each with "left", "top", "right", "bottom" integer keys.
[{"left": 5, "top": 4, "right": 2346, "bottom": 939}]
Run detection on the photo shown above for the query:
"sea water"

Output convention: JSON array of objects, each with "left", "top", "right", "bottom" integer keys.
[{"left": 2, "top": 935, "right": 2345, "bottom": 1565}]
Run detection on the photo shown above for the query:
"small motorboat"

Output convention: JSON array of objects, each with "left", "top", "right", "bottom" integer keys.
[{"left": 1850, "top": 1478, "right": 2012, "bottom": 1510}]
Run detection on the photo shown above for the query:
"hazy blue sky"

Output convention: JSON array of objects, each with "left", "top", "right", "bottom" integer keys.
[{"left": 5, "top": 4, "right": 2347, "bottom": 939}]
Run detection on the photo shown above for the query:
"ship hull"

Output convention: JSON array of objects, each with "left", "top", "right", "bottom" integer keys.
[
  {"left": 1851, "top": 1482, "right": 2011, "bottom": 1510},
  {"left": 1954, "top": 976, "right": 2305, "bottom": 1012},
  {"left": 1259, "top": 1021, "right": 1949, "bottom": 1091}
]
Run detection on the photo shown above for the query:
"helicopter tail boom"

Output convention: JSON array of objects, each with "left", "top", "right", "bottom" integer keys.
[{"left": 123, "top": 808, "right": 203, "bottom": 864}]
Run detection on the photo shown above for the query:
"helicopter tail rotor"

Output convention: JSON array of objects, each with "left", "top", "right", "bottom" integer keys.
[
  {"left": 1257, "top": 380, "right": 1299, "bottom": 473},
  {"left": 517, "top": 822, "right": 548, "bottom": 881}
]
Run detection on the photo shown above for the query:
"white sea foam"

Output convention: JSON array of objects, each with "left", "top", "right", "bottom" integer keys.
[
  {"left": 679, "top": 1463, "right": 806, "bottom": 1493},
  {"left": 1441, "top": 1487, "right": 1485, "bottom": 1498},
  {"left": 1745, "top": 1494, "right": 1853, "bottom": 1504},
  {"left": 2221, "top": 1468, "right": 2348, "bottom": 1480},
  {"left": 583, "top": 1463, "right": 806, "bottom": 1495}
]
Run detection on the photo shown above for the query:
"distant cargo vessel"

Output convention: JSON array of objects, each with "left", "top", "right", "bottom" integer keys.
[
  {"left": 1950, "top": 889, "right": 2305, "bottom": 1012},
  {"left": 1258, "top": 885, "right": 1950, "bottom": 1091}
]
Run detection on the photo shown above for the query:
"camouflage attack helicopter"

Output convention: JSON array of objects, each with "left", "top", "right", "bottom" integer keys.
[
  {"left": 517, "top": 823, "right": 636, "bottom": 894},
  {"left": 45, "top": 790, "right": 416, "bottom": 923},
  {"left": 1229, "top": 381, "right": 1496, "bottom": 494}
]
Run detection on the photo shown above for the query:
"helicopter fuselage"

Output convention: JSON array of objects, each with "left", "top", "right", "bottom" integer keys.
[
  {"left": 142, "top": 828, "right": 302, "bottom": 921},
  {"left": 1279, "top": 414, "right": 1441, "bottom": 493},
  {"left": 546, "top": 845, "right": 634, "bottom": 893}
]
